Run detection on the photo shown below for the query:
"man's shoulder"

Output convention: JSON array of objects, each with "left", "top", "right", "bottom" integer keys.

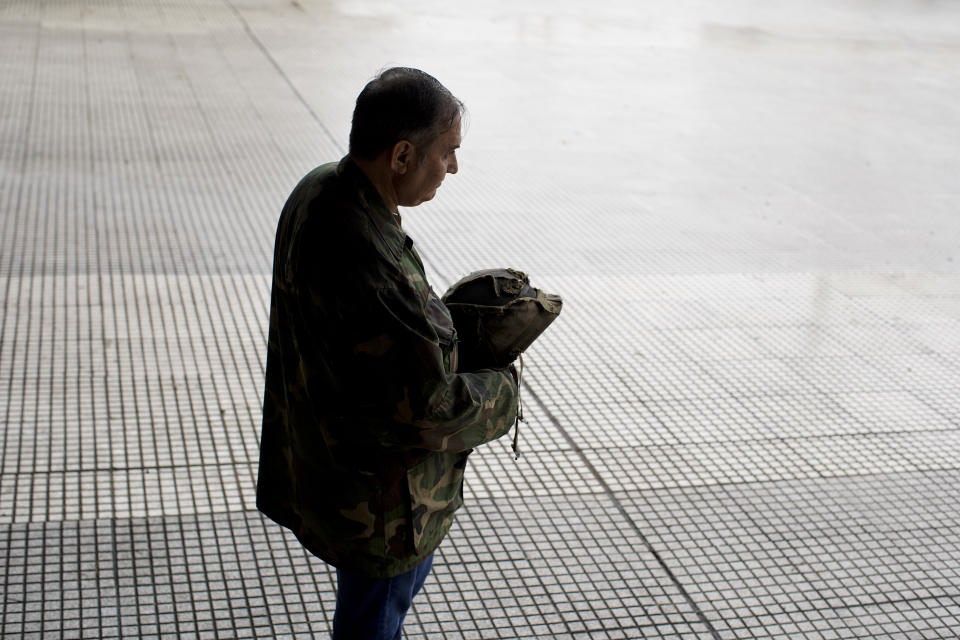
[
  {"left": 278, "top": 159, "right": 366, "bottom": 236},
  {"left": 287, "top": 159, "right": 346, "bottom": 206},
  {"left": 275, "top": 158, "right": 404, "bottom": 285}
]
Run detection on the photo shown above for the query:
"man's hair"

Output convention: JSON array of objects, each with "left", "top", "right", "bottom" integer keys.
[{"left": 349, "top": 67, "right": 464, "bottom": 161}]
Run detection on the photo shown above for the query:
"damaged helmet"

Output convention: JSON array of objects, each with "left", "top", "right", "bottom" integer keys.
[{"left": 441, "top": 268, "right": 563, "bottom": 371}]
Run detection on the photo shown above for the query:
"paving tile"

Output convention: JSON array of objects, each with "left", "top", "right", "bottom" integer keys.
[{"left": 2, "top": 0, "right": 960, "bottom": 638}]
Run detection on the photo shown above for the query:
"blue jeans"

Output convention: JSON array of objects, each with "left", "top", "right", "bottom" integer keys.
[{"left": 332, "top": 553, "right": 434, "bottom": 640}]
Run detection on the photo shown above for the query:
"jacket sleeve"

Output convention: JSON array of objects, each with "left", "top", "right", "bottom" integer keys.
[
  {"left": 294, "top": 258, "right": 519, "bottom": 457},
  {"left": 368, "top": 284, "right": 519, "bottom": 452}
]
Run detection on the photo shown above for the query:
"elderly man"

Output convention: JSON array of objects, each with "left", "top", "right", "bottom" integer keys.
[{"left": 257, "top": 67, "right": 519, "bottom": 639}]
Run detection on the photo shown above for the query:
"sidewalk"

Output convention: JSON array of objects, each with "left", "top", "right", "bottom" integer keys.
[{"left": 2, "top": 1, "right": 959, "bottom": 638}]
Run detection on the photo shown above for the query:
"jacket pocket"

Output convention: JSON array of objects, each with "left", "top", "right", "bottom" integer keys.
[{"left": 406, "top": 450, "right": 471, "bottom": 552}]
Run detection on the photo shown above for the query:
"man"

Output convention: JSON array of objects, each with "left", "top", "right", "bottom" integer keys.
[{"left": 257, "top": 67, "right": 519, "bottom": 639}]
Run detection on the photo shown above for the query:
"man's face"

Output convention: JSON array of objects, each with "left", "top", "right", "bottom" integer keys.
[{"left": 396, "top": 117, "right": 461, "bottom": 208}]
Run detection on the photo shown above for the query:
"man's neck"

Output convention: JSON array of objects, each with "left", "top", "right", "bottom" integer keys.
[{"left": 350, "top": 153, "right": 399, "bottom": 214}]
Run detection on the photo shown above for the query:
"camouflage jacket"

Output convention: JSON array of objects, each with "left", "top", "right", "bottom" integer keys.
[{"left": 257, "top": 157, "right": 518, "bottom": 578}]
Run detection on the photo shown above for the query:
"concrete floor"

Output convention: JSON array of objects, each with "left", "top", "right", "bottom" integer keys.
[{"left": 2, "top": 0, "right": 960, "bottom": 638}]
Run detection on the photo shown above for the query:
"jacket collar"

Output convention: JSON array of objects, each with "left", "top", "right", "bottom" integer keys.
[{"left": 338, "top": 156, "right": 413, "bottom": 258}]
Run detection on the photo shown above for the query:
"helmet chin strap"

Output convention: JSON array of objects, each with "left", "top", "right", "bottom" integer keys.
[{"left": 512, "top": 354, "right": 524, "bottom": 460}]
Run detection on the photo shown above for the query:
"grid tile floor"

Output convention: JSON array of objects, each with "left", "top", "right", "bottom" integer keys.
[{"left": 2, "top": 0, "right": 960, "bottom": 638}]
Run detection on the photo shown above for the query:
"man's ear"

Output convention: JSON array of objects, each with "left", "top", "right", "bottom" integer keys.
[{"left": 390, "top": 140, "right": 415, "bottom": 174}]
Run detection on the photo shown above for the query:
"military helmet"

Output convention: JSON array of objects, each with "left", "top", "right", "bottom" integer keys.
[{"left": 441, "top": 268, "right": 562, "bottom": 372}]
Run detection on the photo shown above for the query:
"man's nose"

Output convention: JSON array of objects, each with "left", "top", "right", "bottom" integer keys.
[{"left": 447, "top": 154, "right": 458, "bottom": 174}]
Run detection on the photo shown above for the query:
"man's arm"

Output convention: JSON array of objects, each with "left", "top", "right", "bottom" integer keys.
[
  {"left": 364, "top": 284, "right": 519, "bottom": 453},
  {"left": 289, "top": 263, "right": 517, "bottom": 456}
]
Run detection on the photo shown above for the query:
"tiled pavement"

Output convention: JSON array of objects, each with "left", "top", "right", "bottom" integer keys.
[{"left": 2, "top": 0, "right": 960, "bottom": 638}]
